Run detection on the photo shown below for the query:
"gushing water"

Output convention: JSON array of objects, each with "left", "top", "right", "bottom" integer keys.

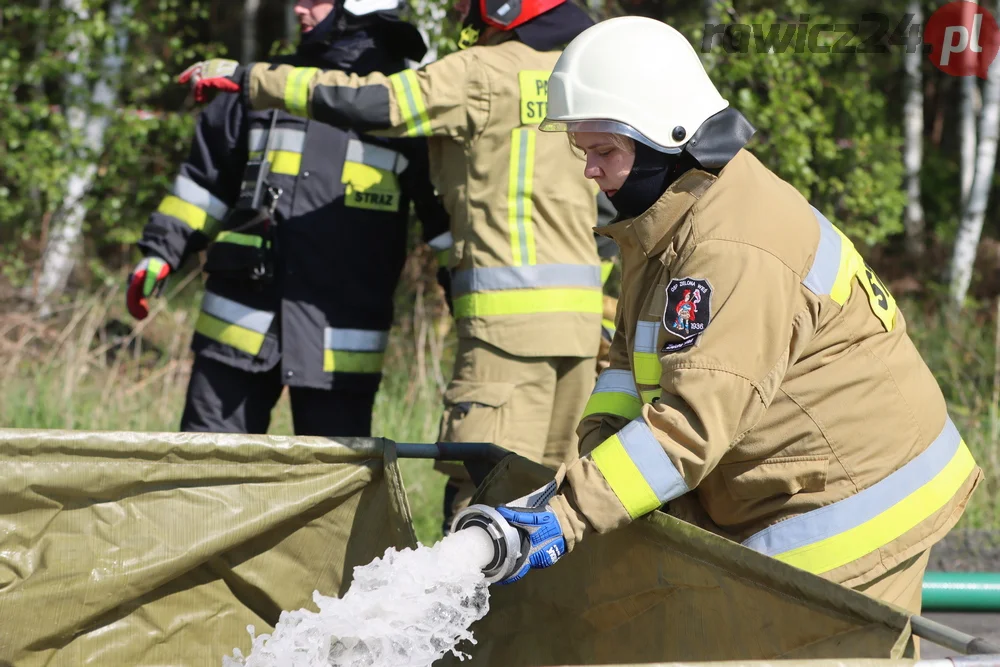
[{"left": 222, "top": 529, "right": 494, "bottom": 667}]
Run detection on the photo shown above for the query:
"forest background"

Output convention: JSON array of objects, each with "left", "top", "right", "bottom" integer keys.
[{"left": 1, "top": 0, "right": 999, "bottom": 543}]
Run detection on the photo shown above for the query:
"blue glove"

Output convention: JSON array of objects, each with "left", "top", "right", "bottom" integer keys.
[{"left": 494, "top": 480, "right": 566, "bottom": 585}]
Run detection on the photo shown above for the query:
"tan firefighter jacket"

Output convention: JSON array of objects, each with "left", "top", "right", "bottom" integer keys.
[
  {"left": 549, "top": 145, "right": 983, "bottom": 587},
  {"left": 245, "top": 36, "right": 603, "bottom": 358}
]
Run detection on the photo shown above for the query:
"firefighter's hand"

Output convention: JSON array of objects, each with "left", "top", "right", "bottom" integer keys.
[
  {"left": 495, "top": 480, "right": 566, "bottom": 585},
  {"left": 126, "top": 257, "right": 171, "bottom": 320},
  {"left": 178, "top": 59, "right": 245, "bottom": 103}
]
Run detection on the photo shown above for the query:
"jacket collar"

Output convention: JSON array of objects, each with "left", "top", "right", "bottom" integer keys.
[{"left": 597, "top": 168, "right": 716, "bottom": 259}]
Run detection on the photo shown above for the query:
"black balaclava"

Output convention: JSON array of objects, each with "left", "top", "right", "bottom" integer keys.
[
  {"left": 608, "top": 143, "right": 687, "bottom": 219},
  {"left": 293, "top": 3, "right": 426, "bottom": 74},
  {"left": 608, "top": 107, "right": 757, "bottom": 218}
]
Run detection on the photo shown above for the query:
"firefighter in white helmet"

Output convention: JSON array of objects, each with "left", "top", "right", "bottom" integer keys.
[{"left": 472, "top": 17, "right": 980, "bottom": 631}]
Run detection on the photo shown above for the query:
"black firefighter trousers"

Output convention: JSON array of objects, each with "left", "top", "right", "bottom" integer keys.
[{"left": 180, "top": 355, "right": 377, "bottom": 437}]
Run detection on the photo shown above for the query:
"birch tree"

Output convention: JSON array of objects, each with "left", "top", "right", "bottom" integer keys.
[
  {"left": 902, "top": 0, "right": 924, "bottom": 258},
  {"left": 242, "top": 0, "right": 261, "bottom": 63},
  {"left": 35, "top": 0, "right": 131, "bottom": 311},
  {"left": 949, "top": 53, "right": 1000, "bottom": 309},
  {"left": 960, "top": 78, "right": 979, "bottom": 205}
]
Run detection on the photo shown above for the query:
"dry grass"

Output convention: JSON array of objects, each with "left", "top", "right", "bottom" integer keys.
[{"left": 1, "top": 277, "right": 998, "bottom": 545}]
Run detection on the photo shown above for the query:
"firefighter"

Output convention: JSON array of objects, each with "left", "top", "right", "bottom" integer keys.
[
  {"left": 127, "top": 1, "right": 449, "bottom": 437},
  {"left": 473, "top": 17, "right": 983, "bottom": 618},
  {"left": 177, "top": 0, "right": 612, "bottom": 530}
]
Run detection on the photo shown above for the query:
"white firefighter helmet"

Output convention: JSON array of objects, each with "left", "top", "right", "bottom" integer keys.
[{"left": 539, "top": 16, "right": 729, "bottom": 153}]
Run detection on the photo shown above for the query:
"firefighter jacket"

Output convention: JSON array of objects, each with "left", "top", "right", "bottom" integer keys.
[
  {"left": 139, "top": 34, "right": 449, "bottom": 393},
  {"left": 244, "top": 34, "right": 604, "bottom": 358},
  {"left": 549, "top": 140, "right": 983, "bottom": 588}
]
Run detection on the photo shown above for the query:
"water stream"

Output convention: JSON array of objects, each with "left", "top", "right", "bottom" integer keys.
[{"left": 222, "top": 529, "right": 495, "bottom": 667}]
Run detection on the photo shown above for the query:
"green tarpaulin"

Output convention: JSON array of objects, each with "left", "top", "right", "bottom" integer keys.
[{"left": 0, "top": 429, "right": 918, "bottom": 666}]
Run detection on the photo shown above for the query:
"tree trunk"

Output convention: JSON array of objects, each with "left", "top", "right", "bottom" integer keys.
[
  {"left": 902, "top": 0, "right": 925, "bottom": 259},
  {"left": 242, "top": 0, "right": 261, "bottom": 63},
  {"left": 949, "top": 47, "right": 1000, "bottom": 309},
  {"left": 35, "top": 0, "right": 131, "bottom": 311},
  {"left": 284, "top": 0, "right": 298, "bottom": 48},
  {"left": 960, "top": 77, "right": 980, "bottom": 206}
]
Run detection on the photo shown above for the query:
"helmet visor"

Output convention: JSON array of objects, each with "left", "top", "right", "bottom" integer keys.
[{"left": 538, "top": 118, "right": 681, "bottom": 154}]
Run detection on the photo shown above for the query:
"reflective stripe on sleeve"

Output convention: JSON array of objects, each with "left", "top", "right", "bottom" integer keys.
[
  {"left": 453, "top": 288, "right": 602, "bottom": 318},
  {"left": 156, "top": 193, "right": 223, "bottom": 234},
  {"left": 428, "top": 231, "right": 453, "bottom": 268},
  {"left": 507, "top": 128, "right": 537, "bottom": 266},
  {"left": 589, "top": 417, "right": 689, "bottom": 519},
  {"left": 452, "top": 264, "right": 601, "bottom": 294},
  {"left": 802, "top": 207, "right": 864, "bottom": 306},
  {"left": 742, "top": 416, "right": 977, "bottom": 575},
  {"left": 284, "top": 67, "right": 319, "bottom": 118},
  {"left": 194, "top": 292, "right": 274, "bottom": 356},
  {"left": 172, "top": 176, "right": 229, "bottom": 221},
  {"left": 582, "top": 369, "right": 642, "bottom": 420},
  {"left": 632, "top": 320, "right": 662, "bottom": 385},
  {"left": 323, "top": 327, "right": 388, "bottom": 374},
  {"left": 216, "top": 231, "right": 262, "bottom": 248},
  {"left": 388, "top": 70, "right": 431, "bottom": 136}
]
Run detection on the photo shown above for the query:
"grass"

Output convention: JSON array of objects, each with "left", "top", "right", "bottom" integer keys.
[{"left": 1, "top": 282, "right": 998, "bottom": 549}]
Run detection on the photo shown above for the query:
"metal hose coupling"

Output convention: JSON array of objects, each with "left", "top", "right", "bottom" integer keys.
[{"left": 452, "top": 504, "right": 528, "bottom": 584}]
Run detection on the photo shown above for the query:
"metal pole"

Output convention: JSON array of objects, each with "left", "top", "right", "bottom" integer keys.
[{"left": 911, "top": 614, "right": 1000, "bottom": 655}]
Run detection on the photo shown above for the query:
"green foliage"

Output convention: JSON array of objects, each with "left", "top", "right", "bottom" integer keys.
[
  {"left": 688, "top": 0, "right": 907, "bottom": 247},
  {"left": 0, "top": 0, "right": 225, "bottom": 288}
]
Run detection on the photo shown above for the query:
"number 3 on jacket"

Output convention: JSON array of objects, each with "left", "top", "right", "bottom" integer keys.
[{"left": 858, "top": 263, "right": 897, "bottom": 332}]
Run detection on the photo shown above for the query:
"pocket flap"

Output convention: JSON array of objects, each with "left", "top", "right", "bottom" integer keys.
[
  {"left": 721, "top": 455, "right": 829, "bottom": 500},
  {"left": 443, "top": 380, "right": 516, "bottom": 408}
]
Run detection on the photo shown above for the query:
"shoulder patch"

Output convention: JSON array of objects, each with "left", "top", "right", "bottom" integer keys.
[{"left": 662, "top": 277, "right": 712, "bottom": 352}]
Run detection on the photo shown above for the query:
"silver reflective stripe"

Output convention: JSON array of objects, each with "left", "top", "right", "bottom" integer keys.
[
  {"left": 428, "top": 231, "right": 453, "bottom": 251},
  {"left": 592, "top": 369, "right": 639, "bottom": 398},
  {"left": 201, "top": 292, "right": 274, "bottom": 334},
  {"left": 345, "top": 138, "right": 409, "bottom": 173},
  {"left": 248, "top": 128, "right": 306, "bottom": 153},
  {"left": 323, "top": 327, "right": 389, "bottom": 352},
  {"left": 802, "top": 207, "right": 843, "bottom": 296},
  {"left": 634, "top": 320, "right": 660, "bottom": 353},
  {"left": 172, "top": 175, "right": 229, "bottom": 221},
  {"left": 451, "top": 264, "right": 601, "bottom": 294},
  {"left": 742, "top": 417, "right": 962, "bottom": 556},
  {"left": 617, "top": 417, "right": 689, "bottom": 503}
]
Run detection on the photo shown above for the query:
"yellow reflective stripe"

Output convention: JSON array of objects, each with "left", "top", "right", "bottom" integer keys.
[
  {"left": 388, "top": 70, "right": 431, "bottom": 137},
  {"left": 641, "top": 388, "right": 661, "bottom": 404},
  {"left": 157, "top": 195, "right": 215, "bottom": 232},
  {"left": 284, "top": 67, "right": 318, "bottom": 118},
  {"left": 268, "top": 150, "right": 302, "bottom": 176},
  {"left": 582, "top": 392, "right": 642, "bottom": 420},
  {"left": 590, "top": 434, "right": 661, "bottom": 520},
  {"left": 437, "top": 250, "right": 449, "bottom": 267},
  {"left": 453, "top": 288, "right": 602, "bottom": 318},
  {"left": 323, "top": 350, "right": 385, "bottom": 373},
  {"left": 507, "top": 128, "right": 537, "bottom": 266},
  {"left": 776, "top": 441, "right": 976, "bottom": 574},
  {"left": 633, "top": 351, "right": 661, "bottom": 385},
  {"left": 216, "top": 231, "right": 262, "bottom": 248},
  {"left": 600, "top": 260, "right": 614, "bottom": 285},
  {"left": 195, "top": 312, "right": 265, "bottom": 356},
  {"left": 830, "top": 227, "right": 863, "bottom": 306},
  {"left": 602, "top": 318, "right": 616, "bottom": 333}
]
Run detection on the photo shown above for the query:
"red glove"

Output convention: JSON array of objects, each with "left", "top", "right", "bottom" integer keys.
[
  {"left": 177, "top": 59, "right": 245, "bottom": 103},
  {"left": 126, "top": 257, "right": 171, "bottom": 320}
]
